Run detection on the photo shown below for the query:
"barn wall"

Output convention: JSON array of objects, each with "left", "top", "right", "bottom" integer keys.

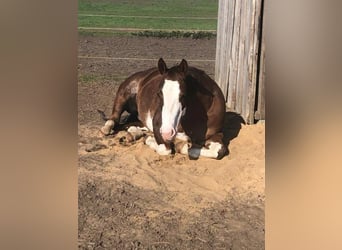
[{"left": 215, "top": 0, "right": 265, "bottom": 124}]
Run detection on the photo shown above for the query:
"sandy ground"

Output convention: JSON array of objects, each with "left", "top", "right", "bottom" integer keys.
[{"left": 78, "top": 36, "right": 265, "bottom": 249}]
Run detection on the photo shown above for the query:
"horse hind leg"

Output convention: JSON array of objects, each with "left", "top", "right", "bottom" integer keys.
[
  {"left": 99, "top": 101, "right": 126, "bottom": 135},
  {"left": 100, "top": 91, "right": 137, "bottom": 135},
  {"left": 119, "top": 126, "right": 148, "bottom": 145},
  {"left": 101, "top": 120, "right": 115, "bottom": 135}
]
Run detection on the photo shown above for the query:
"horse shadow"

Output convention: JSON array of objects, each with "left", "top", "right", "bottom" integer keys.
[{"left": 222, "top": 111, "right": 246, "bottom": 153}]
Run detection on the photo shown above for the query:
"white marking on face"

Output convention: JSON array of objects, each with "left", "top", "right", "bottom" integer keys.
[
  {"left": 146, "top": 111, "right": 153, "bottom": 131},
  {"left": 160, "top": 79, "right": 183, "bottom": 135}
]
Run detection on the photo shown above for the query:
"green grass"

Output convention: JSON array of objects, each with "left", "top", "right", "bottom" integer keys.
[
  {"left": 78, "top": 0, "right": 218, "bottom": 34},
  {"left": 78, "top": 15, "right": 217, "bottom": 30},
  {"left": 78, "top": 29, "right": 216, "bottom": 39},
  {"left": 79, "top": 0, "right": 218, "bottom": 18}
]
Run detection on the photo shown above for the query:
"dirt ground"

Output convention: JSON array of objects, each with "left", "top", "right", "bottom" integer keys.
[{"left": 78, "top": 36, "right": 265, "bottom": 249}]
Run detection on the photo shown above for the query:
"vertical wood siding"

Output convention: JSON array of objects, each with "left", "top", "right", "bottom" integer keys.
[{"left": 215, "top": 0, "right": 265, "bottom": 124}]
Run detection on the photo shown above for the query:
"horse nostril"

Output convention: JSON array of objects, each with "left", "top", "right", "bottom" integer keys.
[
  {"left": 170, "top": 128, "right": 176, "bottom": 137},
  {"left": 160, "top": 127, "right": 176, "bottom": 141}
]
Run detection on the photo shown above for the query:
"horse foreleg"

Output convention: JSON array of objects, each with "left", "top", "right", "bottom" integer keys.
[
  {"left": 174, "top": 132, "right": 191, "bottom": 155},
  {"left": 176, "top": 133, "right": 228, "bottom": 160},
  {"left": 200, "top": 141, "right": 227, "bottom": 159},
  {"left": 202, "top": 132, "right": 228, "bottom": 159},
  {"left": 145, "top": 136, "right": 172, "bottom": 156}
]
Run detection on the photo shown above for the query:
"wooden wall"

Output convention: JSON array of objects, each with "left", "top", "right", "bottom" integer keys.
[{"left": 215, "top": 0, "right": 265, "bottom": 124}]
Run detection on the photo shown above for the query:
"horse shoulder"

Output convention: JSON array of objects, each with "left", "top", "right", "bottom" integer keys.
[{"left": 136, "top": 70, "right": 161, "bottom": 131}]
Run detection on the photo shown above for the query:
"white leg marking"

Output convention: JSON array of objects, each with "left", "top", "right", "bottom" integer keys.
[
  {"left": 126, "top": 126, "right": 147, "bottom": 140},
  {"left": 127, "top": 126, "right": 139, "bottom": 133},
  {"left": 127, "top": 126, "right": 148, "bottom": 133},
  {"left": 175, "top": 132, "right": 189, "bottom": 141},
  {"left": 145, "top": 136, "right": 157, "bottom": 148},
  {"left": 180, "top": 143, "right": 189, "bottom": 155},
  {"left": 101, "top": 120, "right": 114, "bottom": 135},
  {"left": 199, "top": 142, "right": 222, "bottom": 159},
  {"left": 156, "top": 144, "right": 172, "bottom": 156},
  {"left": 145, "top": 136, "right": 171, "bottom": 156}
]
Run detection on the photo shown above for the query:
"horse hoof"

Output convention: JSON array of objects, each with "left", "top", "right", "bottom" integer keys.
[
  {"left": 217, "top": 147, "right": 229, "bottom": 160},
  {"left": 188, "top": 147, "right": 201, "bottom": 160},
  {"left": 119, "top": 133, "right": 134, "bottom": 145},
  {"left": 119, "top": 136, "right": 126, "bottom": 144},
  {"left": 145, "top": 136, "right": 155, "bottom": 146},
  {"left": 100, "top": 120, "right": 115, "bottom": 135}
]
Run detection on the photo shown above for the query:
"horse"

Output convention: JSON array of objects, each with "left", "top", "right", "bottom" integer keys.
[{"left": 99, "top": 58, "right": 228, "bottom": 160}]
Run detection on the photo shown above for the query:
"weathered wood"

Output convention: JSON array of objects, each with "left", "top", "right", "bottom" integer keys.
[
  {"left": 255, "top": 0, "right": 265, "bottom": 120},
  {"left": 215, "top": 0, "right": 235, "bottom": 102},
  {"left": 215, "top": 0, "right": 265, "bottom": 124},
  {"left": 227, "top": 0, "right": 241, "bottom": 111},
  {"left": 247, "top": 0, "right": 261, "bottom": 124}
]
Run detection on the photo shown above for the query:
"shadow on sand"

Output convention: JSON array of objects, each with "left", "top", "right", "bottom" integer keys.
[{"left": 222, "top": 111, "right": 246, "bottom": 154}]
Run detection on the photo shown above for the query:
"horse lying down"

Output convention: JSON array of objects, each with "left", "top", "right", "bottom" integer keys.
[{"left": 99, "top": 58, "right": 228, "bottom": 160}]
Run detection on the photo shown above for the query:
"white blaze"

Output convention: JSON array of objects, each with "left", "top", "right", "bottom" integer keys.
[{"left": 160, "top": 79, "right": 183, "bottom": 133}]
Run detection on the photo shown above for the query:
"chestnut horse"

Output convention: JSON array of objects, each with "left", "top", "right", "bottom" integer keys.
[{"left": 100, "top": 58, "right": 228, "bottom": 160}]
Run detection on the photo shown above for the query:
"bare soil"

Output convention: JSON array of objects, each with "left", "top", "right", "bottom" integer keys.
[{"left": 78, "top": 36, "right": 265, "bottom": 249}]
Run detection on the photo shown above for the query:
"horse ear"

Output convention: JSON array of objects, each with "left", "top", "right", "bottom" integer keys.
[
  {"left": 158, "top": 58, "right": 168, "bottom": 74},
  {"left": 179, "top": 59, "right": 188, "bottom": 74}
]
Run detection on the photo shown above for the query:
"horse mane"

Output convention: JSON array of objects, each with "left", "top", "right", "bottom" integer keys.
[
  {"left": 139, "top": 67, "right": 161, "bottom": 87},
  {"left": 186, "top": 67, "right": 216, "bottom": 97}
]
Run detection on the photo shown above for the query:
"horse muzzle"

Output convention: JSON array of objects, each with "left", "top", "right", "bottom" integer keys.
[{"left": 160, "top": 127, "right": 176, "bottom": 142}]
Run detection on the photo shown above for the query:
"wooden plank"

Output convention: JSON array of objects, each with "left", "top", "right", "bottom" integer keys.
[
  {"left": 247, "top": 0, "right": 260, "bottom": 124},
  {"left": 236, "top": 0, "right": 242, "bottom": 115},
  {"left": 255, "top": 0, "right": 265, "bottom": 120},
  {"left": 227, "top": 0, "right": 241, "bottom": 111},
  {"left": 215, "top": 0, "right": 235, "bottom": 102},
  {"left": 247, "top": 0, "right": 256, "bottom": 124},
  {"left": 238, "top": 0, "right": 253, "bottom": 123},
  {"left": 225, "top": 0, "right": 237, "bottom": 101},
  {"left": 215, "top": 0, "right": 228, "bottom": 98},
  {"left": 215, "top": 0, "right": 265, "bottom": 124}
]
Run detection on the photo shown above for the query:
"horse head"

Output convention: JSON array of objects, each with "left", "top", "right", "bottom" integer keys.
[{"left": 156, "top": 58, "right": 188, "bottom": 142}]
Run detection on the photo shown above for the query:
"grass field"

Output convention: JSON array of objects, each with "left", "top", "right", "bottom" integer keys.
[{"left": 79, "top": 0, "right": 218, "bottom": 36}]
